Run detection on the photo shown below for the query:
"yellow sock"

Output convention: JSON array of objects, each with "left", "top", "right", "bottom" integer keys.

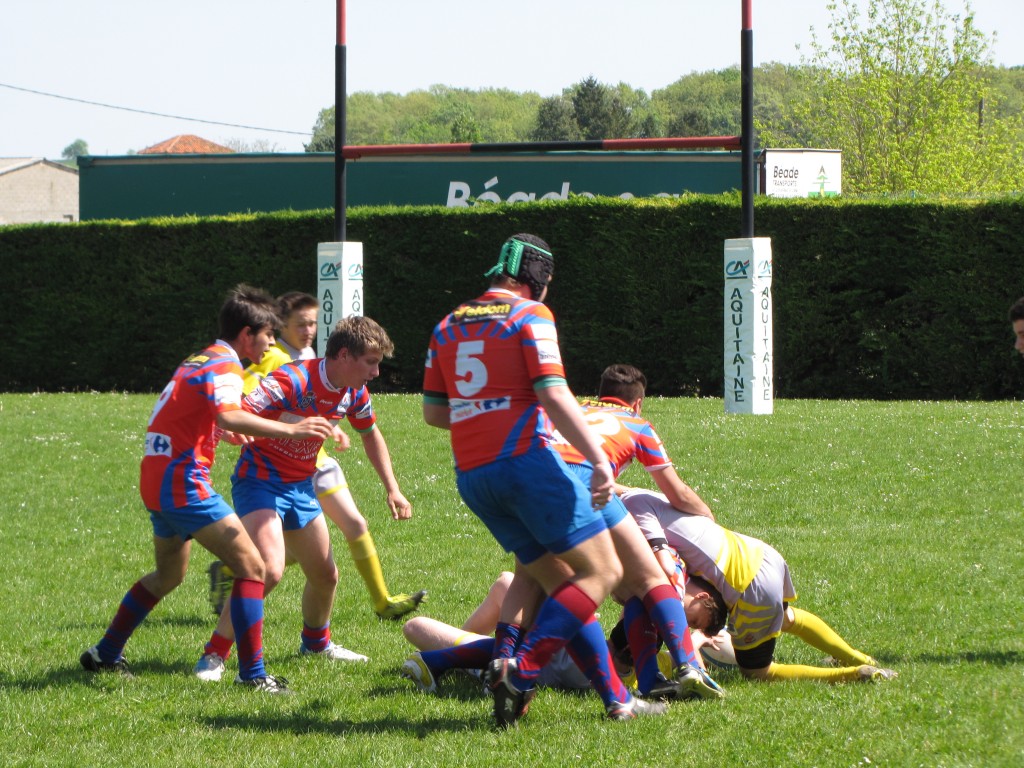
[
  {"left": 765, "top": 662, "right": 864, "bottom": 682},
  {"left": 347, "top": 532, "right": 390, "bottom": 611},
  {"left": 787, "top": 607, "right": 875, "bottom": 666}
]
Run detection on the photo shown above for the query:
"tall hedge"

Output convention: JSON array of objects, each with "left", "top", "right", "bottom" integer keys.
[{"left": 1, "top": 196, "right": 1021, "bottom": 398}]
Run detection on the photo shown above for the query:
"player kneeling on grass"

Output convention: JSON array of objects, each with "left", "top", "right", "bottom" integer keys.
[
  {"left": 207, "top": 291, "right": 425, "bottom": 622},
  {"left": 621, "top": 488, "right": 897, "bottom": 684},
  {"left": 194, "top": 316, "right": 412, "bottom": 681}
]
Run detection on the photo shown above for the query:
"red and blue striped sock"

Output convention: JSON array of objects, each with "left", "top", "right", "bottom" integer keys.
[
  {"left": 493, "top": 622, "right": 520, "bottom": 660},
  {"left": 301, "top": 622, "right": 331, "bottom": 653},
  {"left": 514, "top": 581, "right": 596, "bottom": 685},
  {"left": 203, "top": 631, "right": 233, "bottom": 661},
  {"left": 231, "top": 578, "right": 266, "bottom": 681},
  {"left": 643, "top": 583, "right": 698, "bottom": 668},
  {"left": 421, "top": 637, "right": 494, "bottom": 676},
  {"left": 624, "top": 596, "right": 663, "bottom": 695},
  {"left": 97, "top": 581, "right": 159, "bottom": 663},
  {"left": 566, "top": 616, "right": 631, "bottom": 707}
]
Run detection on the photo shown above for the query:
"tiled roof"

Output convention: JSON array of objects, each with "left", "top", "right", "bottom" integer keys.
[{"left": 138, "top": 135, "right": 234, "bottom": 154}]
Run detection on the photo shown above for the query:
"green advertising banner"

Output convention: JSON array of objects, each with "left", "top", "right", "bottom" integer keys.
[{"left": 79, "top": 151, "right": 744, "bottom": 221}]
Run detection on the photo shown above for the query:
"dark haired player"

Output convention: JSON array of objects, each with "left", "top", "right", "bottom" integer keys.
[
  {"left": 423, "top": 235, "right": 664, "bottom": 724},
  {"left": 80, "top": 284, "right": 333, "bottom": 694}
]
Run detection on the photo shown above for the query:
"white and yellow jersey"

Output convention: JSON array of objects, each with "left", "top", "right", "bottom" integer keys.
[{"left": 623, "top": 488, "right": 796, "bottom": 651}]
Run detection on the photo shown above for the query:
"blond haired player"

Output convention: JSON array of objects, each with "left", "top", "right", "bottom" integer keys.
[{"left": 207, "top": 292, "right": 425, "bottom": 622}]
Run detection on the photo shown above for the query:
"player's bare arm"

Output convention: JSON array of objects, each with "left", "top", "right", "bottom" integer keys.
[
  {"left": 218, "top": 409, "right": 333, "bottom": 441},
  {"left": 650, "top": 466, "right": 714, "bottom": 520},
  {"left": 360, "top": 427, "right": 413, "bottom": 520},
  {"left": 422, "top": 402, "right": 451, "bottom": 430}
]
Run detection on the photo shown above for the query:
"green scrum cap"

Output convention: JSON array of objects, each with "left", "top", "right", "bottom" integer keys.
[{"left": 484, "top": 234, "right": 554, "bottom": 301}]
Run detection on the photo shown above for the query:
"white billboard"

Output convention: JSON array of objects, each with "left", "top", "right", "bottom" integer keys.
[{"left": 763, "top": 149, "right": 841, "bottom": 198}]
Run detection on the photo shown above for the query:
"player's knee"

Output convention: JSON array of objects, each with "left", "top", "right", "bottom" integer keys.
[
  {"left": 602, "top": 557, "right": 625, "bottom": 592},
  {"left": 305, "top": 557, "right": 339, "bottom": 591},
  {"left": 148, "top": 568, "right": 186, "bottom": 597},
  {"left": 741, "top": 665, "right": 772, "bottom": 681},
  {"left": 402, "top": 617, "right": 426, "bottom": 645},
  {"left": 263, "top": 562, "right": 286, "bottom": 589}
]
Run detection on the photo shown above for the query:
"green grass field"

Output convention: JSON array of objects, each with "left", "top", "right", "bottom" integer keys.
[{"left": 0, "top": 393, "right": 1020, "bottom": 767}]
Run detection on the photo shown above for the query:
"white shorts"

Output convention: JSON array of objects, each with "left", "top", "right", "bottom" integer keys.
[
  {"left": 730, "top": 544, "right": 796, "bottom": 650},
  {"left": 313, "top": 455, "right": 348, "bottom": 498}
]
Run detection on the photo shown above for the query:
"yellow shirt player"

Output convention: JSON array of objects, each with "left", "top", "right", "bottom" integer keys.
[
  {"left": 208, "top": 291, "right": 426, "bottom": 621},
  {"left": 622, "top": 488, "right": 897, "bottom": 684}
]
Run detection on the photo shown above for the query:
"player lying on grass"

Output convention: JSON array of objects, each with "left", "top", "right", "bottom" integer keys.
[
  {"left": 491, "top": 363, "right": 725, "bottom": 700},
  {"left": 400, "top": 569, "right": 726, "bottom": 697},
  {"left": 406, "top": 363, "right": 727, "bottom": 703},
  {"left": 193, "top": 316, "right": 412, "bottom": 682},
  {"left": 207, "top": 291, "right": 425, "bottom": 622},
  {"left": 621, "top": 488, "right": 898, "bottom": 684},
  {"left": 81, "top": 284, "right": 334, "bottom": 694}
]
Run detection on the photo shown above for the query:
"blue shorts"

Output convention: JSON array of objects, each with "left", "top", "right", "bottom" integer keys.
[
  {"left": 231, "top": 475, "right": 322, "bottom": 531},
  {"left": 456, "top": 448, "right": 607, "bottom": 564},
  {"left": 566, "top": 462, "right": 628, "bottom": 529},
  {"left": 148, "top": 493, "right": 235, "bottom": 540}
]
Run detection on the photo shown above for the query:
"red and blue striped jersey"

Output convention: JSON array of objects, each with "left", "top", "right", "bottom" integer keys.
[
  {"left": 235, "top": 358, "right": 375, "bottom": 483},
  {"left": 551, "top": 398, "right": 672, "bottom": 477},
  {"left": 423, "top": 289, "right": 566, "bottom": 472},
  {"left": 140, "top": 341, "right": 245, "bottom": 511}
]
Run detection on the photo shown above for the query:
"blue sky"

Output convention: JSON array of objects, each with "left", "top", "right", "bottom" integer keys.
[{"left": 2, "top": 0, "right": 1021, "bottom": 158}]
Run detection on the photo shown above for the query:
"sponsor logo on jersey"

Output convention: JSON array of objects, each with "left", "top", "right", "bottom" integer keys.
[
  {"left": 246, "top": 386, "right": 274, "bottom": 412},
  {"left": 452, "top": 302, "right": 512, "bottom": 323},
  {"left": 212, "top": 372, "right": 243, "bottom": 407},
  {"left": 535, "top": 339, "right": 563, "bottom": 365},
  {"left": 449, "top": 396, "right": 511, "bottom": 424},
  {"left": 144, "top": 432, "right": 172, "bottom": 457},
  {"left": 183, "top": 354, "right": 210, "bottom": 368}
]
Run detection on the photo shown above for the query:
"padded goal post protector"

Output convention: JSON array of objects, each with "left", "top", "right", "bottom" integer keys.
[
  {"left": 724, "top": 237, "right": 773, "bottom": 415},
  {"left": 316, "top": 241, "right": 364, "bottom": 356}
]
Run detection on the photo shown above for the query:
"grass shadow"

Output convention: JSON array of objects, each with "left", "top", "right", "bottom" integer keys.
[
  {"left": 908, "top": 650, "right": 1022, "bottom": 666},
  {"left": 199, "top": 709, "right": 486, "bottom": 737}
]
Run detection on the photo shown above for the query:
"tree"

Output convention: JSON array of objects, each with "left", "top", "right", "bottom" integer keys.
[
  {"left": 62, "top": 138, "right": 89, "bottom": 161},
  {"left": 306, "top": 107, "right": 335, "bottom": 152},
  {"left": 653, "top": 68, "right": 742, "bottom": 137},
  {"left": 571, "top": 76, "right": 633, "bottom": 140},
  {"left": 222, "top": 138, "right": 282, "bottom": 153},
  {"left": 532, "top": 95, "right": 582, "bottom": 141},
  {"left": 305, "top": 88, "right": 541, "bottom": 150},
  {"left": 758, "top": 0, "right": 1024, "bottom": 194}
]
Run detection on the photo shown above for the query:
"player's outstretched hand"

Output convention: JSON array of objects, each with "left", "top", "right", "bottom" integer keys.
[
  {"left": 386, "top": 490, "right": 413, "bottom": 520},
  {"left": 330, "top": 425, "right": 351, "bottom": 452}
]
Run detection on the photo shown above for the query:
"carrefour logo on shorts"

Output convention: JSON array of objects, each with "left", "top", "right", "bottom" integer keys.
[{"left": 145, "top": 432, "right": 172, "bottom": 457}]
